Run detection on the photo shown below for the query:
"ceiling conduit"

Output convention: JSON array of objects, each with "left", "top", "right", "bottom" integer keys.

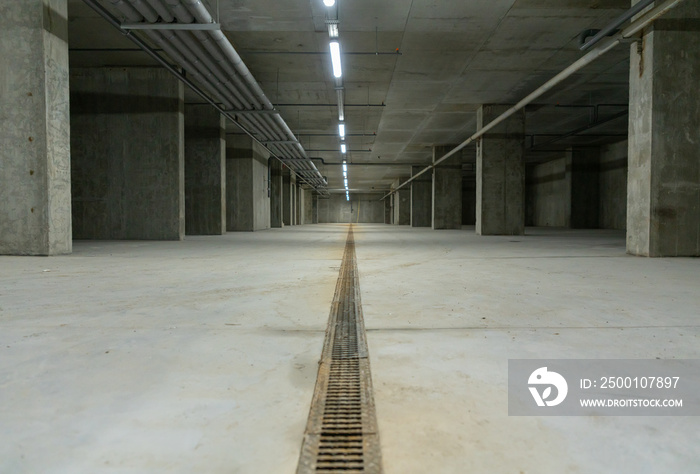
[{"left": 96, "top": 0, "right": 328, "bottom": 192}]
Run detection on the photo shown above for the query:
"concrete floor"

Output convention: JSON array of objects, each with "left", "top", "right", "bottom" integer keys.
[{"left": 1, "top": 224, "right": 698, "bottom": 473}]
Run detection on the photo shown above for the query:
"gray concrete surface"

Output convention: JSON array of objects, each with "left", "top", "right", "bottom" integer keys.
[
  {"left": 432, "top": 146, "right": 462, "bottom": 230},
  {"left": 410, "top": 165, "right": 432, "bottom": 227},
  {"left": 352, "top": 224, "right": 700, "bottom": 474},
  {"left": 0, "top": 0, "right": 71, "bottom": 255},
  {"left": 527, "top": 154, "right": 571, "bottom": 228},
  {"left": 391, "top": 178, "right": 410, "bottom": 226},
  {"left": 270, "top": 160, "right": 283, "bottom": 228},
  {"left": 476, "top": 105, "right": 525, "bottom": 235},
  {"left": 70, "top": 67, "right": 185, "bottom": 241},
  {"left": 316, "top": 194, "right": 384, "bottom": 224},
  {"left": 2, "top": 224, "right": 698, "bottom": 473},
  {"left": 185, "top": 104, "right": 225, "bottom": 235},
  {"left": 225, "top": 136, "right": 271, "bottom": 232},
  {"left": 599, "top": 141, "right": 628, "bottom": 231},
  {"left": 627, "top": 2, "right": 700, "bottom": 256},
  {"left": 282, "top": 168, "right": 292, "bottom": 227},
  {"left": 570, "top": 148, "right": 600, "bottom": 229}
]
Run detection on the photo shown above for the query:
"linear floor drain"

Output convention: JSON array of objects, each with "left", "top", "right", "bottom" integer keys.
[{"left": 297, "top": 225, "right": 383, "bottom": 474}]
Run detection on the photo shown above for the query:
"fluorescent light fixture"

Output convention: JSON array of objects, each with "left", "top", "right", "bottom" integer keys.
[
  {"left": 338, "top": 123, "right": 345, "bottom": 138},
  {"left": 338, "top": 109, "right": 344, "bottom": 121},
  {"left": 329, "top": 41, "right": 342, "bottom": 78},
  {"left": 323, "top": 0, "right": 335, "bottom": 6},
  {"left": 342, "top": 161, "right": 347, "bottom": 172},
  {"left": 346, "top": 195, "right": 349, "bottom": 201},
  {"left": 344, "top": 178, "right": 348, "bottom": 186},
  {"left": 327, "top": 22, "right": 339, "bottom": 38},
  {"left": 340, "top": 143, "right": 347, "bottom": 154},
  {"left": 343, "top": 170, "right": 347, "bottom": 178}
]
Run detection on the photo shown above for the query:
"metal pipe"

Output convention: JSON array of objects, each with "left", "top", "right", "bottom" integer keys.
[
  {"left": 81, "top": 0, "right": 327, "bottom": 193},
  {"left": 381, "top": 0, "right": 686, "bottom": 201},
  {"left": 580, "top": 0, "right": 655, "bottom": 51}
]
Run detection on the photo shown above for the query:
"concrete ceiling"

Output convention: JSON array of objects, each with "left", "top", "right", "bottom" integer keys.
[{"left": 68, "top": 0, "right": 633, "bottom": 194}]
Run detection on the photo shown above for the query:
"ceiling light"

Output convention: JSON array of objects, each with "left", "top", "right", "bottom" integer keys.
[
  {"left": 338, "top": 109, "right": 344, "bottom": 121},
  {"left": 327, "top": 22, "right": 339, "bottom": 38},
  {"left": 343, "top": 170, "right": 347, "bottom": 178},
  {"left": 330, "top": 41, "right": 342, "bottom": 78},
  {"left": 323, "top": 0, "right": 335, "bottom": 6},
  {"left": 346, "top": 195, "right": 350, "bottom": 201},
  {"left": 340, "top": 143, "right": 347, "bottom": 154},
  {"left": 342, "top": 161, "right": 347, "bottom": 172},
  {"left": 338, "top": 123, "right": 345, "bottom": 138}
]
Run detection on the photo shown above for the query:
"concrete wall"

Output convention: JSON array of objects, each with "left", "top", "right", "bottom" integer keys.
[
  {"left": 1, "top": 0, "right": 72, "bottom": 255},
  {"left": 570, "top": 148, "right": 599, "bottom": 229},
  {"left": 302, "top": 189, "right": 313, "bottom": 224},
  {"left": 226, "top": 136, "right": 270, "bottom": 231},
  {"left": 70, "top": 67, "right": 185, "bottom": 240},
  {"left": 185, "top": 104, "right": 225, "bottom": 235},
  {"left": 462, "top": 178, "right": 476, "bottom": 225},
  {"left": 391, "top": 178, "right": 410, "bottom": 225},
  {"left": 270, "top": 159, "right": 283, "bottom": 228},
  {"left": 526, "top": 155, "right": 571, "bottom": 228},
  {"left": 317, "top": 194, "right": 384, "bottom": 223},
  {"left": 411, "top": 166, "right": 432, "bottom": 227},
  {"left": 599, "top": 141, "right": 627, "bottom": 230}
]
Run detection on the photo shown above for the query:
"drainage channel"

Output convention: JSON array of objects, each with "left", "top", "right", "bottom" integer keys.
[{"left": 296, "top": 225, "right": 383, "bottom": 474}]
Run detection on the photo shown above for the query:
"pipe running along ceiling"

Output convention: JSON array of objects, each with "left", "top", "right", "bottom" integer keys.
[{"left": 93, "top": 0, "right": 329, "bottom": 194}]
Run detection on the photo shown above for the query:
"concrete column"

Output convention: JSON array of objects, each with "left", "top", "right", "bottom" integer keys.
[
  {"left": 627, "top": 2, "right": 700, "bottom": 256},
  {"left": 476, "top": 105, "right": 525, "bottom": 235},
  {"left": 71, "top": 67, "right": 185, "bottom": 240},
  {"left": 411, "top": 166, "right": 432, "bottom": 227},
  {"left": 282, "top": 168, "right": 291, "bottom": 226},
  {"left": 226, "top": 135, "right": 271, "bottom": 231},
  {"left": 312, "top": 194, "right": 319, "bottom": 224},
  {"left": 0, "top": 0, "right": 71, "bottom": 255},
  {"left": 270, "top": 159, "right": 283, "bottom": 228},
  {"left": 432, "top": 146, "right": 462, "bottom": 230},
  {"left": 391, "top": 179, "right": 410, "bottom": 225},
  {"left": 384, "top": 198, "right": 391, "bottom": 224},
  {"left": 185, "top": 105, "right": 225, "bottom": 235},
  {"left": 291, "top": 180, "right": 297, "bottom": 225},
  {"left": 302, "top": 189, "right": 313, "bottom": 224}
]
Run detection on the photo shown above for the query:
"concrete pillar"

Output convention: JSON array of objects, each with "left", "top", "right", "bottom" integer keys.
[
  {"left": 302, "top": 189, "right": 313, "bottom": 224},
  {"left": 185, "top": 105, "right": 225, "bottom": 235},
  {"left": 291, "top": 180, "right": 297, "bottom": 225},
  {"left": 391, "top": 179, "right": 410, "bottom": 225},
  {"left": 282, "top": 168, "right": 292, "bottom": 226},
  {"left": 627, "top": 2, "right": 700, "bottom": 256},
  {"left": 71, "top": 67, "right": 185, "bottom": 240},
  {"left": 270, "top": 159, "right": 283, "bottom": 228},
  {"left": 384, "top": 198, "right": 391, "bottom": 224},
  {"left": 312, "top": 194, "right": 319, "bottom": 224},
  {"left": 476, "top": 105, "right": 525, "bottom": 235},
  {"left": 226, "top": 135, "right": 271, "bottom": 231},
  {"left": 0, "top": 0, "right": 71, "bottom": 255},
  {"left": 570, "top": 147, "right": 600, "bottom": 229},
  {"left": 411, "top": 166, "right": 432, "bottom": 227},
  {"left": 432, "top": 146, "right": 462, "bottom": 230}
]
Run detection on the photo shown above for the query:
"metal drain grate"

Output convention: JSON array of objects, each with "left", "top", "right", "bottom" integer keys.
[{"left": 297, "top": 225, "right": 383, "bottom": 474}]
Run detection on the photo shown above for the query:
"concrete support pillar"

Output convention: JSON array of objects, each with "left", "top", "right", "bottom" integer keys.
[
  {"left": 290, "top": 180, "right": 297, "bottom": 225},
  {"left": 185, "top": 105, "right": 225, "bottom": 235},
  {"left": 570, "top": 147, "right": 600, "bottom": 229},
  {"left": 391, "top": 179, "right": 410, "bottom": 225},
  {"left": 312, "top": 194, "right": 319, "bottom": 224},
  {"left": 411, "top": 166, "right": 432, "bottom": 227},
  {"left": 270, "top": 159, "right": 283, "bottom": 228},
  {"left": 282, "top": 168, "right": 292, "bottom": 226},
  {"left": 226, "top": 135, "right": 271, "bottom": 231},
  {"left": 384, "top": 198, "right": 391, "bottom": 224},
  {"left": 71, "top": 67, "right": 185, "bottom": 240},
  {"left": 302, "top": 189, "right": 313, "bottom": 224},
  {"left": 0, "top": 0, "right": 71, "bottom": 255},
  {"left": 432, "top": 146, "right": 462, "bottom": 230},
  {"left": 476, "top": 105, "right": 525, "bottom": 235},
  {"left": 295, "top": 184, "right": 302, "bottom": 225},
  {"left": 627, "top": 2, "right": 700, "bottom": 256}
]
